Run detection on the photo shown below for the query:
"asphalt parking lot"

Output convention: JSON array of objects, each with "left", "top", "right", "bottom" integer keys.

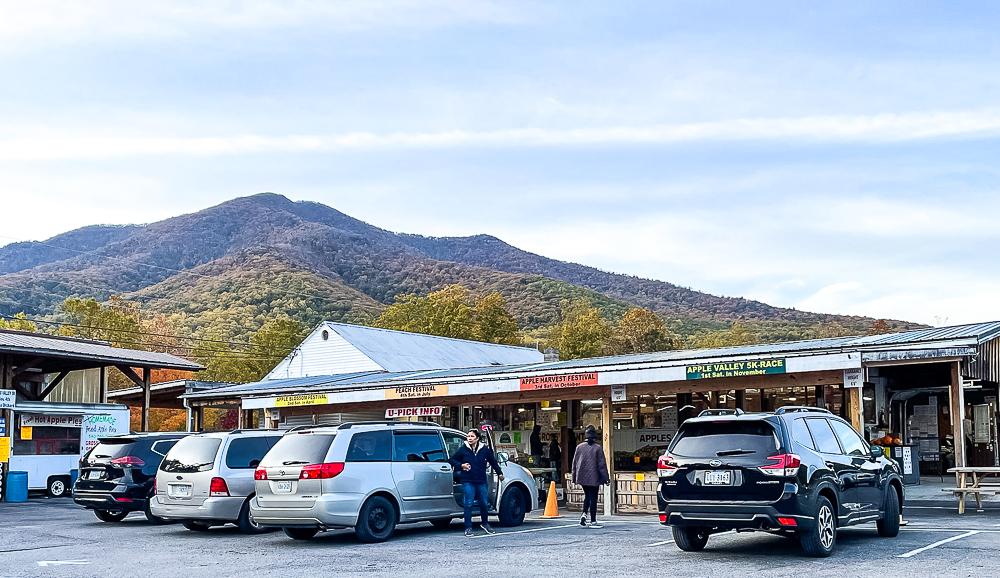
[{"left": 2, "top": 496, "right": 998, "bottom": 578}]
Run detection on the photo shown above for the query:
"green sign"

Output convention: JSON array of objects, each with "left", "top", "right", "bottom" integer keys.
[{"left": 686, "top": 358, "right": 786, "bottom": 380}]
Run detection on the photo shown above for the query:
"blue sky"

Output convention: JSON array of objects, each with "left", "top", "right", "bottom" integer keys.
[{"left": 1, "top": 1, "right": 998, "bottom": 326}]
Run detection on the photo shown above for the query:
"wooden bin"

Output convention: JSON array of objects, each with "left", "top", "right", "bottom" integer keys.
[{"left": 615, "top": 472, "right": 658, "bottom": 514}]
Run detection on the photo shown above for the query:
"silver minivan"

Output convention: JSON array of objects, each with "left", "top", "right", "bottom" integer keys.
[
  {"left": 150, "top": 429, "right": 283, "bottom": 533},
  {"left": 250, "top": 422, "right": 538, "bottom": 542}
]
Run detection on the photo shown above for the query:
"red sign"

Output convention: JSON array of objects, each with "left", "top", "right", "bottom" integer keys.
[{"left": 519, "top": 372, "right": 599, "bottom": 390}]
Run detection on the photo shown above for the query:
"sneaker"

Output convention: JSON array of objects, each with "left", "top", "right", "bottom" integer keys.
[
  {"left": 587, "top": 522, "right": 603, "bottom": 529},
  {"left": 580, "top": 515, "right": 587, "bottom": 527},
  {"left": 464, "top": 529, "right": 474, "bottom": 537},
  {"left": 481, "top": 524, "right": 496, "bottom": 535}
]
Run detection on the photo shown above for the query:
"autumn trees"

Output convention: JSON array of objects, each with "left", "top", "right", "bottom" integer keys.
[{"left": 372, "top": 285, "right": 521, "bottom": 346}]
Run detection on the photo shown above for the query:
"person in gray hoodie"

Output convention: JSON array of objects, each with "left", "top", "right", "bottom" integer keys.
[{"left": 572, "top": 425, "right": 610, "bottom": 528}]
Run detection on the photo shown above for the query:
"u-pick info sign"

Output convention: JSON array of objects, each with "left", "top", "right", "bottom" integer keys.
[
  {"left": 520, "top": 372, "right": 598, "bottom": 390},
  {"left": 686, "top": 359, "right": 786, "bottom": 380}
]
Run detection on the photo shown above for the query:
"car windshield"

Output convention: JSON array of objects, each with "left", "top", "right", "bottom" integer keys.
[
  {"left": 670, "top": 421, "right": 779, "bottom": 458},
  {"left": 160, "top": 437, "right": 222, "bottom": 473},
  {"left": 260, "top": 434, "right": 337, "bottom": 467}
]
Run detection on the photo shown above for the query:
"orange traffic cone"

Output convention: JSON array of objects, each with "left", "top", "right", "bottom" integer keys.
[{"left": 538, "top": 481, "right": 563, "bottom": 519}]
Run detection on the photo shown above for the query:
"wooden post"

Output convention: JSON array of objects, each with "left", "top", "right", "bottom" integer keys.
[
  {"left": 141, "top": 368, "right": 151, "bottom": 432},
  {"left": 735, "top": 389, "right": 746, "bottom": 411},
  {"left": 99, "top": 366, "right": 107, "bottom": 404},
  {"left": 848, "top": 387, "right": 863, "bottom": 433},
  {"left": 950, "top": 361, "right": 965, "bottom": 473},
  {"left": 602, "top": 396, "right": 614, "bottom": 516}
]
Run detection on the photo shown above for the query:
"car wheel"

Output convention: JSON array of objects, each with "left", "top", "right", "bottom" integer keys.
[
  {"left": 354, "top": 496, "right": 397, "bottom": 543},
  {"left": 497, "top": 487, "right": 526, "bottom": 527},
  {"left": 237, "top": 500, "right": 269, "bottom": 534},
  {"left": 430, "top": 518, "right": 453, "bottom": 529},
  {"left": 283, "top": 527, "right": 319, "bottom": 540},
  {"left": 144, "top": 498, "right": 171, "bottom": 525},
  {"left": 181, "top": 520, "right": 212, "bottom": 532},
  {"left": 672, "top": 526, "right": 710, "bottom": 552},
  {"left": 47, "top": 477, "right": 68, "bottom": 498},
  {"left": 799, "top": 496, "right": 837, "bottom": 557},
  {"left": 877, "top": 485, "right": 901, "bottom": 537},
  {"left": 94, "top": 509, "right": 128, "bottom": 523}
]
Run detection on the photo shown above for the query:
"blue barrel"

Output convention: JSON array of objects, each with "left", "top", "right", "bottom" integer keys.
[
  {"left": 5, "top": 471, "right": 28, "bottom": 502},
  {"left": 70, "top": 469, "right": 79, "bottom": 488}
]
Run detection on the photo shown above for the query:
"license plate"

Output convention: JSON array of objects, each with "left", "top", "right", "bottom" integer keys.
[
  {"left": 170, "top": 484, "right": 192, "bottom": 497},
  {"left": 275, "top": 481, "right": 292, "bottom": 493},
  {"left": 88, "top": 470, "right": 102, "bottom": 480},
  {"left": 705, "top": 470, "right": 732, "bottom": 485}
]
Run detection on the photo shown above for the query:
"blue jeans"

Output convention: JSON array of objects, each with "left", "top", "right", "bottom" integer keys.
[{"left": 462, "top": 482, "right": 490, "bottom": 530}]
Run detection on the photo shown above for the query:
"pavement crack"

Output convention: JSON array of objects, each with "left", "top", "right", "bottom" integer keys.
[{"left": 0, "top": 544, "right": 71, "bottom": 553}]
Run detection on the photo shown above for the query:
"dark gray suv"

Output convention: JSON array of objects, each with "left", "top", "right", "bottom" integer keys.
[{"left": 658, "top": 407, "right": 903, "bottom": 557}]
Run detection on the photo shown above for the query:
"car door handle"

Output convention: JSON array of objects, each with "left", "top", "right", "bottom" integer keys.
[{"left": 440, "top": 465, "right": 452, "bottom": 471}]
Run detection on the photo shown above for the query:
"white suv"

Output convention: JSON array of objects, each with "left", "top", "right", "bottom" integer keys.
[{"left": 251, "top": 422, "right": 538, "bottom": 542}]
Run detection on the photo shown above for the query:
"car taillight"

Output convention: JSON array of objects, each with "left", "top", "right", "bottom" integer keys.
[
  {"left": 299, "top": 463, "right": 345, "bottom": 480},
  {"left": 759, "top": 454, "right": 801, "bottom": 477},
  {"left": 153, "top": 478, "right": 157, "bottom": 494},
  {"left": 777, "top": 517, "right": 797, "bottom": 526},
  {"left": 254, "top": 468, "right": 268, "bottom": 480},
  {"left": 210, "top": 477, "right": 230, "bottom": 497},
  {"left": 657, "top": 454, "right": 678, "bottom": 477},
  {"left": 110, "top": 455, "right": 146, "bottom": 467}
]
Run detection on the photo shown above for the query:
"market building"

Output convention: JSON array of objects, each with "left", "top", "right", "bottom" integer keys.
[{"left": 185, "top": 321, "right": 1000, "bottom": 514}]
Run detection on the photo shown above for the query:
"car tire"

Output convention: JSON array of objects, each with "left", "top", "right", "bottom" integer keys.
[
  {"left": 672, "top": 526, "right": 710, "bottom": 552},
  {"left": 497, "top": 487, "right": 526, "bottom": 527},
  {"left": 237, "top": 500, "right": 269, "bottom": 534},
  {"left": 47, "top": 476, "right": 69, "bottom": 498},
  {"left": 354, "top": 496, "right": 397, "bottom": 543},
  {"left": 181, "top": 520, "right": 212, "bottom": 532},
  {"left": 283, "top": 527, "right": 319, "bottom": 540},
  {"left": 799, "top": 496, "right": 837, "bottom": 557},
  {"left": 876, "top": 485, "right": 901, "bottom": 538},
  {"left": 94, "top": 509, "right": 128, "bottom": 523},
  {"left": 144, "top": 498, "right": 171, "bottom": 525},
  {"left": 430, "top": 518, "right": 453, "bottom": 529}
]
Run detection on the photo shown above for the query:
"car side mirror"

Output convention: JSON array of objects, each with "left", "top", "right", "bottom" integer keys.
[
  {"left": 497, "top": 452, "right": 509, "bottom": 464},
  {"left": 870, "top": 446, "right": 884, "bottom": 461}
]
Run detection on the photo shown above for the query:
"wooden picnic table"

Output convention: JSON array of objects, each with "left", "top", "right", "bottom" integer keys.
[{"left": 945, "top": 467, "right": 1000, "bottom": 513}]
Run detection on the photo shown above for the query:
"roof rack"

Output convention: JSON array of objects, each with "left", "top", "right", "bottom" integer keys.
[
  {"left": 337, "top": 421, "right": 440, "bottom": 430},
  {"left": 698, "top": 408, "right": 745, "bottom": 418},
  {"left": 774, "top": 406, "right": 832, "bottom": 415}
]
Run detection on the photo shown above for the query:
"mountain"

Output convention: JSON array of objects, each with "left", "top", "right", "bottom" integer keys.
[{"left": 0, "top": 193, "right": 919, "bottom": 340}]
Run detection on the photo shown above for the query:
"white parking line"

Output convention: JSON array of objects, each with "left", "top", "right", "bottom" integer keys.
[
  {"left": 646, "top": 539, "right": 674, "bottom": 547},
  {"left": 472, "top": 523, "right": 582, "bottom": 537},
  {"left": 897, "top": 531, "right": 980, "bottom": 558}
]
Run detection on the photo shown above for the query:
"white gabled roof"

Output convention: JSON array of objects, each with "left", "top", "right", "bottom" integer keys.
[{"left": 263, "top": 322, "right": 543, "bottom": 380}]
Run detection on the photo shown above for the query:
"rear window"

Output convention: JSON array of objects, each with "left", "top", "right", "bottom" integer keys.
[
  {"left": 670, "top": 421, "right": 779, "bottom": 458},
  {"left": 160, "top": 437, "right": 223, "bottom": 473},
  {"left": 87, "top": 439, "right": 137, "bottom": 462},
  {"left": 346, "top": 431, "right": 391, "bottom": 462},
  {"left": 260, "top": 434, "right": 337, "bottom": 467}
]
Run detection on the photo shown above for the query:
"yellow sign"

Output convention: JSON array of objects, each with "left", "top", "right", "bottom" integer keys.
[
  {"left": 635, "top": 473, "right": 645, "bottom": 481},
  {"left": 274, "top": 394, "right": 329, "bottom": 407},
  {"left": 21, "top": 426, "right": 32, "bottom": 440},
  {"left": 384, "top": 385, "right": 448, "bottom": 400},
  {"left": 0, "top": 437, "right": 10, "bottom": 461}
]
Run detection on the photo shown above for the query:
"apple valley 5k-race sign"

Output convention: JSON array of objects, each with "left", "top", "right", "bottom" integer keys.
[{"left": 685, "top": 359, "right": 786, "bottom": 380}]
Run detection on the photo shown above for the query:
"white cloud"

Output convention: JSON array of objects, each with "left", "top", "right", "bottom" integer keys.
[
  {"left": 2, "top": 108, "right": 999, "bottom": 161},
  {"left": 0, "top": 0, "right": 517, "bottom": 47}
]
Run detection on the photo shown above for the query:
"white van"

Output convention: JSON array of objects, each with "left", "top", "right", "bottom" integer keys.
[{"left": 5, "top": 401, "right": 130, "bottom": 497}]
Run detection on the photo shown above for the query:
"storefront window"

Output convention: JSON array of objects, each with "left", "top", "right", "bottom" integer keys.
[{"left": 13, "top": 425, "right": 81, "bottom": 455}]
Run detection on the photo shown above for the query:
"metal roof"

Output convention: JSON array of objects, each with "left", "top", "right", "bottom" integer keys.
[
  {"left": 0, "top": 329, "right": 204, "bottom": 371},
  {"left": 107, "top": 379, "right": 237, "bottom": 398},
  {"left": 185, "top": 320, "right": 1000, "bottom": 402},
  {"left": 321, "top": 322, "right": 543, "bottom": 372}
]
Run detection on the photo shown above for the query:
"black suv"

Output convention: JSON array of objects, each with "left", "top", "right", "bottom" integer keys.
[
  {"left": 657, "top": 407, "right": 903, "bottom": 557},
  {"left": 73, "top": 432, "right": 189, "bottom": 523}
]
